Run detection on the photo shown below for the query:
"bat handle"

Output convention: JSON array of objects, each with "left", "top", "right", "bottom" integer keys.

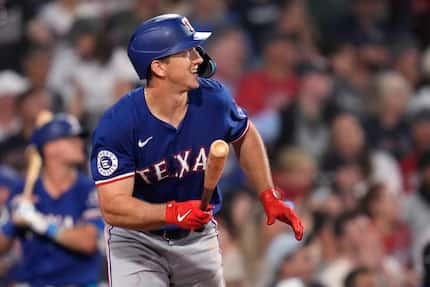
[
  {"left": 196, "top": 188, "right": 212, "bottom": 233},
  {"left": 200, "top": 187, "right": 212, "bottom": 211}
]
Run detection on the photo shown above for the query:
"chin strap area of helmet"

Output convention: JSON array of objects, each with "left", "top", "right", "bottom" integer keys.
[{"left": 196, "top": 46, "right": 216, "bottom": 78}]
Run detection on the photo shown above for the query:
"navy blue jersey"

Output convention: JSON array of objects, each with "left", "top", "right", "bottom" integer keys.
[
  {"left": 91, "top": 79, "right": 249, "bottom": 214},
  {"left": 2, "top": 172, "right": 104, "bottom": 286}
]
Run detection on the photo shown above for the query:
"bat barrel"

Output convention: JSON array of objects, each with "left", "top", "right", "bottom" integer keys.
[
  {"left": 210, "top": 140, "right": 229, "bottom": 158},
  {"left": 200, "top": 140, "right": 229, "bottom": 210}
]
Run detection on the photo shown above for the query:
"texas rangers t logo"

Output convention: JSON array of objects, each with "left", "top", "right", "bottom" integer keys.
[{"left": 181, "top": 17, "right": 195, "bottom": 33}]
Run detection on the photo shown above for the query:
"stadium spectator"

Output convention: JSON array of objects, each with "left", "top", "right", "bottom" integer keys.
[
  {"left": 364, "top": 71, "right": 412, "bottom": 160},
  {"left": 272, "top": 147, "right": 317, "bottom": 232},
  {"left": 400, "top": 109, "right": 430, "bottom": 193},
  {"left": 404, "top": 150, "right": 430, "bottom": 276},
  {"left": 207, "top": 26, "right": 250, "bottom": 95},
  {"left": 390, "top": 36, "right": 421, "bottom": 89},
  {"left": 327, "top": 42, "right": 370, "bottom": 120},
  {"left": 317, "top": 210, "right": 400, "bottom": 287},
  {"left": 321, "top": 113, "right": 402, "bottom": 196},
  {"left": 343, "top": 266, "right": 378, "bottom": 287},
  {"left": 217, "top": 189, "right": 254, "bottom": 287},
  {"left": 21, "top": 45, "right": 52, "bottom": 92},
  {"left": 276, "top": 0, "right": 320, "bottom": 62},
  {"left": 275, "top": 63, "right": 332, "bottom": 159},
  {"left": 0, "top": 71, "right": 29, "bottom": 141},
  {"left": 360, "top": 183, "right": 411, "bottom": 265},
  {"left": 188, "top": 0, "right": 236, "bottom": 32},
  {"left": 236, "top": 30, "right": 300, "bottom": 143},
  {"left": 231, "top": 0, "right": 285, "bottom": 52},
  {"left": 265, "top": 233, "right": 321, "bottom": 287},
  {"left": 107, "top": 0, "right": 162, "bottom": 47},
  {"left": 0, "top": 88, "right": 50, "bottom": 174}
]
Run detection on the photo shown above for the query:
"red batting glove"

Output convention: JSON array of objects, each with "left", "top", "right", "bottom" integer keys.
[
  {"left": 259, "top": 188, "right": 304, "bottom": 240},
  {"left": 165, "top": 200, "right": 213, "bottom": 230}
]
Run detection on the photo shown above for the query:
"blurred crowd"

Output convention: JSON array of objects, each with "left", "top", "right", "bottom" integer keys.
[{"left": 1, "top": 0, "right": 430, "bottom": 286}]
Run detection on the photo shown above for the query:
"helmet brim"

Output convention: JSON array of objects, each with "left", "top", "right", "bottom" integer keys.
[{"left": 155, "top": 32, "right": 212, "bottom": 60}]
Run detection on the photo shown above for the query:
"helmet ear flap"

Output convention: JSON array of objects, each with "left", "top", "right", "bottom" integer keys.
[{"left": 196, "top": 46, "right": 216, "bottom": 78}]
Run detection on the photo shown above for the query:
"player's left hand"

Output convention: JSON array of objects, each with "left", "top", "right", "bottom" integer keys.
[{"left": 259, "top": 188, "right": 304, "bottom": 240}]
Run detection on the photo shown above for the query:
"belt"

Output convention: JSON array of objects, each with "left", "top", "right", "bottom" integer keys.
[
  {"left": 149, "top": 227, "right": 204, "bottom": 240},
  {"left": 149, "top": 228, "right": 191, "bottom": 240}
]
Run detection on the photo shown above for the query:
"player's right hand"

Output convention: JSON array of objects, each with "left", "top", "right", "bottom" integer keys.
[
  {"left": 11, "top": 196, "right": 57, "bottom": 237},
  {"left": 11, "top": 196, "right": 36, "bottom": 226},
  {"left": 165, "top": 200, "right": 213, "bottom": 230}
]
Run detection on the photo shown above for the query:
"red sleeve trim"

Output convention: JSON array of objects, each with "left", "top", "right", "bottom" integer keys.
[
  {"left": 95, "top": 172, "right": 135, "bottom": 187},
  {"left": 230, "top": 119, "right": 250, "bottom": 143}
]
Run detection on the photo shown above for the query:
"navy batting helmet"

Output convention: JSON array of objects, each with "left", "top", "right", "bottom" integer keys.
[
  {"left": 127, "top": 14, "right": 216, "bottom": 80},
  {"left": 31, "top": 113, "right": 86, "bottom": 151}
]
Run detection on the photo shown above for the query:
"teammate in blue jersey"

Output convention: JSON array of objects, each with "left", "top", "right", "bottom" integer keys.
[
  {"left": 0, "top": 113, "right": 104, "bottom": 286},
  {"left": 91, "top": 14, "right": 304, "bottom": 286}
]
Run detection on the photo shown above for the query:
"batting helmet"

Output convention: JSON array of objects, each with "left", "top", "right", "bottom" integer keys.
[
  {"left": 127, "top": 14, "right": 216, "bottom": 80},
  {"left": 31, "top": 113, "right": 86, "bottom": 151}
]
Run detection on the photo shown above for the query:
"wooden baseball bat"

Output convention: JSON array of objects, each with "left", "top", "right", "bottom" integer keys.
[
  {"left": 22, "top": 110, "right": 53, "bottom": 198},
  {"left": 200, "top": 140, "right": 229, "bottom": 210}
]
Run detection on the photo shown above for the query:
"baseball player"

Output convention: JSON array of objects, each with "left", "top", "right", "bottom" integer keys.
[
  {"left": 0, "top": 113, "right": 104, "bottom": 286},
  {"left": 91, "top": 14, "right": 304, "bottom": 287}
]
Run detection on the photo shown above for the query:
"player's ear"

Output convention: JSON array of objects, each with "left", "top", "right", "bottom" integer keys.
[{"left": 150, "top": 60, "right": 168, "bottom": 78}]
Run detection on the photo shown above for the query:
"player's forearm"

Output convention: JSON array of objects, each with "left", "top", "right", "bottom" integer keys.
[
  {"left": 55, "top": 224, "right": 98, "bottom": 255},
  {"left": 99, "top": 193, "right": 166, "bottom": 230},
  {"left": 234, "top": 122, "right": 274, "bottom": 193}
]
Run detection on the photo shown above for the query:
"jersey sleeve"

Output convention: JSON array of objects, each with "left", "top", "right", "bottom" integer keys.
[
  {"left": 90, "top": 109, "right": 136, "bottom": 186},
  {"left": 219, "top": 83, "right": 250, "bottom": 143}
]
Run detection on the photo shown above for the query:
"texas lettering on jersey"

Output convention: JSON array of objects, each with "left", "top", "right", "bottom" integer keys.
[
  {"left": 137, "top": 147, "right": 207, "bottom": 184},
  {"left": 91, "top": 78, "right": 249, "bottom": 209}
]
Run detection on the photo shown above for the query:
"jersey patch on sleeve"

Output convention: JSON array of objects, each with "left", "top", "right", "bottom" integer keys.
[
  {"left": 97, "top": 150, "right": 119, "bottom": 177},
  {"left": 236, "top": 105, "right": 247, "bottom": 119}
]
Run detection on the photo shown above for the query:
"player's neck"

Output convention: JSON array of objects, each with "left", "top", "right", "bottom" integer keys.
[
  {"left": 144, "top": 86, "right": 188, "bottom": 128},
  {"left": 42, "top": 163, "right": 77, "bottom": 198}
]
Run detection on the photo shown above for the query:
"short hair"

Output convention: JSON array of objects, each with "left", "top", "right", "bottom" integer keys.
[
  {"left": 274, "top": 146, "right": 316, "bottom": 172},
  {"left": 333, "top": 210, "right": 361, "bottom": 238},
  {"left": 344, "top": 266, "right": 372, "bottom": 287},
  {"left": 359, "top": 183, "right": 385, "bottom": 217}
]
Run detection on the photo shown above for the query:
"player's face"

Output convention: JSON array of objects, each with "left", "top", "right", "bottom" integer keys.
[
  {"left": 164, "top": 47, "right": 203, "bottom": 90},
  {"left": 44, "top": 137, "right": 85, "bottom": 165}
]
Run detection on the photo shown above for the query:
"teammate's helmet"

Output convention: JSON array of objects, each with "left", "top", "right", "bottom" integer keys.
[
  {"left": 31, "top": 114, "right": 86, "bottom": 151},
  {"left": 127, "top": 14, "right": 214, "bottom": 79}
]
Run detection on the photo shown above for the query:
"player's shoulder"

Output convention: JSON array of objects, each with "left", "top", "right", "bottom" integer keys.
[
  {"left": 195, "top": 78, "right": 232, "bottom": 104},
  {"left": 94, "top": 87, "right": 142, "bottom": 133},
  {"left": 197, "top": 78, "right": 226, "bottom": 93}
]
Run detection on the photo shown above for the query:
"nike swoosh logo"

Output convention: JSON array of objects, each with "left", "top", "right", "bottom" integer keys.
[
  {"left": 177, "top": 209, "right": 192, "bottom": 222},
  {"left": 138, "top": 136, "right": 153, "bottom": 148}
]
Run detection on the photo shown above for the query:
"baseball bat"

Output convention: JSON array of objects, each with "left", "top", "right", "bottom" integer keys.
[
  {"left": 200, "top": 140, "right": 229, "bottom": 210},
  {"left": 22, "top": 110, "right": 53, "bottom": 198}
]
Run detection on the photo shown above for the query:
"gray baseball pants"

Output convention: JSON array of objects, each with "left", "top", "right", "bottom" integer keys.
[{"left": 105, "top": 221, "right": 225, "bottom": 286}]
